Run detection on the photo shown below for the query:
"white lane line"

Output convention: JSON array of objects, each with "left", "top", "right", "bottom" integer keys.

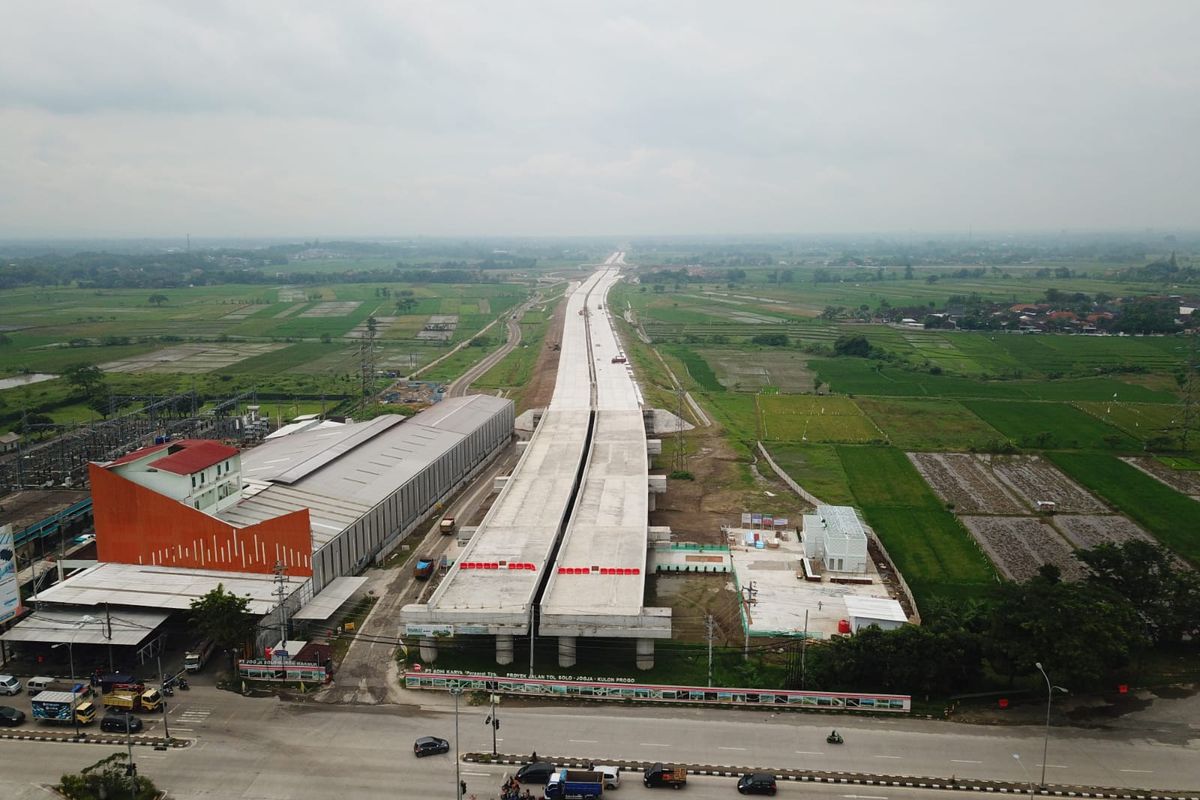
[
  {"left": 639, "top": 743, "right": 671, "bottom": 747},
  {"left": 951, "top": 759, "right": 982, "bottom": 764},
  {"left": 719, "top": 746, "right": 748, "bottom": 751},
  {"left": 796, "top": 751, "right": 825, "bottom": 756},
  {"left": 844, "top": 795, "right": 889, "bottom": 800},
  {"left": 1120, "top": 769, "right": 1154, "bottom": 774},
  {"left": 1039, "top": 764, "right": 1069, "bottom": 769},
  {"left": 463, "top": 772, "right": 492, "bottom": 777},
  {"left": 569, "top": 739, "right": 598, "bottom": 744},
  {"left": 873, "top": 755, "right": 902, "bottom": 759}
]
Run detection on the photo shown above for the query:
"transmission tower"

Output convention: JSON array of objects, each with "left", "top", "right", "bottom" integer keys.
[
  {"left": 358, "top": 315, "right": 379, "bottom": 413},
  {"left": 673, "top": 385, "right": 688, "bottom": 473},
  {"left": 1181, "top": 331, "right": 1198, "bottom": 450}
]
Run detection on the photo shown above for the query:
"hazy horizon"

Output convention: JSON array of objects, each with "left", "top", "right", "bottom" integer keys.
[{"left": 2, "top": 2, "right": 1198, "bottom": 238}]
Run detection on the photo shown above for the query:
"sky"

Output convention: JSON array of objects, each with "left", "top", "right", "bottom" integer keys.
[{"left": 1, "top": 1, "right": 1198, "bottom": 239}]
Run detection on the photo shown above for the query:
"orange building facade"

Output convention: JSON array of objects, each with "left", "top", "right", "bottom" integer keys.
[{"left": 89, "top": 463, "right": 313, "bottom": 577}]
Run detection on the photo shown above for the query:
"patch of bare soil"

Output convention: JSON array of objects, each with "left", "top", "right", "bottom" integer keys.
[
  {"left": 961, "top": 515, "right": 1084, "bottom": 581},
  {"left": 908, "top": 453, "right": 1027, "bottom": 514},
  {"left": 1052, "top": 514, "right": 1152, "bottom": 549},
  {"left": 651, "top": 573, "right": 742, "bottom": 645},
  {"left": 517, "top": 291, "right": 568, "bottom": 412}
]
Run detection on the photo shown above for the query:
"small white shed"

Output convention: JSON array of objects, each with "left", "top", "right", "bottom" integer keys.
[{"left": 843, "top": 596, "right": 908, "bottom": 633}]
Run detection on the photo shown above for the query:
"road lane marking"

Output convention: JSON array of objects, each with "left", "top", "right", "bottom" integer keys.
[
  {"left": 1120, "top": 769, "right": 1154, "bottom": 774},
  {"left": 796, "top": 751, "right": 824, "bottom": 756},
  {"left": 951, "top": 759, "right": 982, "bottom": 764},
  {"left": 463, "top": 772, "right": 493, "bottom": 777},
  {"left": 639, "top": 743, "right": 671, "bottom": 747},
  {"left": 569, "top": 739, "right": 598, "bottom": 744},
  {"left": 719, "top": 746, "right": 748, "bottom": 751},
  {"left": 873, "top": 755, "right": 902, "bottom": 759},
  {"left": 844, "top": 795, "right": 889, "bottom": 800},
  {"left": 1038, "top": 764, "right": 1069, "bottom": 769}
]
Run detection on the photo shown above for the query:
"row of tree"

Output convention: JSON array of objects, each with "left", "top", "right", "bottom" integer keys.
[{"left": 804, "top": 541, "right": 1200, "bottom": 696}]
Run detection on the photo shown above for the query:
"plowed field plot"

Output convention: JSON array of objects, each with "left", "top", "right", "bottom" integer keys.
[
  {"left": 907, "top": 453, "right": 1027, "bottom": 514},
  {"left": 99, "top": 342, "right": 288, "bottom": 374},
  {"left": 1122, "top": 457, "right": 1200, "bottom": 498},
  {"left": 299, "top": 301, "right": 362, "bottom": 317},
  {"left": 1052, "top": 515, "right": 1151, "bottom": 550},
  {"left": 961, "top": 516, "right": 1084, "bottom": 581},
  {"left": 990, "top": 455, "right": 1108, "bottom": 512}
]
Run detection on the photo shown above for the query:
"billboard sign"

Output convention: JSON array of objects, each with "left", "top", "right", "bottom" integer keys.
[{"left": 0, "top": 525, "right": 21, "bottom": 625}]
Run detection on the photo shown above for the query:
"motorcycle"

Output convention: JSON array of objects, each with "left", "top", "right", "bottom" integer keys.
[
  {"left": 177, "top": 677, "right": 190, "bottom": 691},
  {"left": 160, "top": 683, "right": 174, "bottom": 697},
  {"left": 826, "top": 730, "right": 844, "bottom": 745}
]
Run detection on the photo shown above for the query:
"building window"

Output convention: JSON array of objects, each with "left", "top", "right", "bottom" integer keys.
[{"left": 191, "top": 475, "right": 196, "bottom": 488}]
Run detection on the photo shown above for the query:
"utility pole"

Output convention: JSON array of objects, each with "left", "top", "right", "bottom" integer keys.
[
  {"left": 155, "top": 649, "right": 170, "bottom": 740},
  {"left": 705, "top": 614, "right": 715, "bottom": 687},
  {"left": 740, "top": 582, "right": 757, "bottom": 661},
  {"left": 273, "top": 561, "right": 288, "bottom": 653},
  {"left": 104, "top": 602, "right": 114, "bottom": 671},
  {"left": 673, "top": 385, "right": 687, "bottom": 474},
  {"left": 484, "top": 690, "right": 500, "bottom": 756},
  {"left": 801, "top": 609, "right": 809, "bottom": 690}
]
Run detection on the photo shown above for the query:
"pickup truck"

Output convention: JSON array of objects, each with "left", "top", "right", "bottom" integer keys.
[
  {"left": 439, "top": 516, "right": 456, "bottom": 535},
  {"left": 545, "top": 769, "right": 604, "bottom": 799},
  {"left": 104, "top": 688, "right": 163, "bottom": 713},
  {"left": 643, "top": 763, "right": 687, "bottom": 789},
  {"left": 413, "top": 556, "right": 436, "bottom": 580},
  {"left": 31, "top": 692, "right": 97, "bottom": 725}
]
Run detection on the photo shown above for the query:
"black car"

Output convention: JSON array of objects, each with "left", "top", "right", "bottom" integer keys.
[
  {"left": 0, "top": 706, "right": 25, "bottom": 727},
  {"left": 737, "top": 773, "right": 777, "bottom": 796},
  {"left": 413, "top": 736, "right": 450, "bottom": 757},
  {"left": 515, "top": 762, "right": 556, "bottom": 785},
  {"left": 100, "top": 712, "right": 143, "bottom": 733}
]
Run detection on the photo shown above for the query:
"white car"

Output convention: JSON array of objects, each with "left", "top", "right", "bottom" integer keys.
[{"left": 0, "top": 676, "right": 22, "bottom": 696}]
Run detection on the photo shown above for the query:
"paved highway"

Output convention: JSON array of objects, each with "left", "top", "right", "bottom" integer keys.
[
  {"left": 446, "top": 292, "right": 539, "bottom": 399},
  {"left": 0, "top": 683, "right": 1195, "bottom": 799}
]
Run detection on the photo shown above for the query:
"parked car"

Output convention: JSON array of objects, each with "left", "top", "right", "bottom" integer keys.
[
  {"left": 100, "top": 712, "right": 143, "bottom": 733},
  {"left": 0, "top": 705, "right": 25, "bottom": 726},
  {"left": 737, "top": 773, "right": 777, "bottom": 795},
  {"left": 515, "top": 761, "right": 556, "bottom": 785},
  {"left": 413, "top": 736, "right": 450, "bottom": 757},
  {"left": 0, "top": 675, "right": 22, "bottom": 695}
]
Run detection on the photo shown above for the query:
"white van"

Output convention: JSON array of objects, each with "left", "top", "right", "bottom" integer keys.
[
  {"left": 26, "top": 676, "right": 55, "bottom": 693},
  {"left": 595, "top": 766, "right": 621, "bottom": 789},
  {"left": 0, "top": 675, "right": 22, "bottom": 695}
]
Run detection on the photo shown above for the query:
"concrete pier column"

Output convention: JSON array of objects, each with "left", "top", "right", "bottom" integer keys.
[
  {"left": 495, "top": 634, "right": 514, "bottom": 665},
  {"left": 419, "top": 636, "right": 439, "bottom": 663},
  {"left": 635, "top": 638, "right": 655, "bottom": 671},
  {"left": 558, "top": 636, "right": 577, "bottom": 668}
]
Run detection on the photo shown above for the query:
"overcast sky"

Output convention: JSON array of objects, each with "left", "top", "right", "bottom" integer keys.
[{"left": 1, "top": 2, "right": 1197, "bottom": 238}]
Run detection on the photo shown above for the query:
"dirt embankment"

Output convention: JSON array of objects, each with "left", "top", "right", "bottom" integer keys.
[{"left": 518, "top": 292, "right": 569, "bottom": 412}]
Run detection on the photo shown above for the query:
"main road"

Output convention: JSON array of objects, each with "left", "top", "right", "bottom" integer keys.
[{"left": 0, "top": 683, "right": 1195, "bottom": 799}]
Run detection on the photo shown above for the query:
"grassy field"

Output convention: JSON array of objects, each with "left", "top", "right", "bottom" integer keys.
[
  {"left": 757, "top": 395, "right": 881, "bottom": 443},
  {"left": 856, "top": 397, "right": 1005, "bottom": 450},
  {"left": 963, "top": 399, "right": 1138, "bottom": 450},
  {"left": 1075, "top": 401, "right": 1189, "bottom": 448},
  {"left": 1048, "top": 453, "right": 1200, "bottom": 565},
  {"left": 837, "top": 445, "right": 998, "bottom": 605},
  {"left": 662, "top": 345, "right": 724, "bottom": 392},
  {"left": 763, "top": 443, "right": 855, "bottom": 505}
]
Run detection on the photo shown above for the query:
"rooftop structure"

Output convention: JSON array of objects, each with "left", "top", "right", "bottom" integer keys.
[
  {"left": 803, "top": 505, "right": 869, "bottom": 574},
  {"left": 843, "top": 596, "right": 908, "bottom": 632}
]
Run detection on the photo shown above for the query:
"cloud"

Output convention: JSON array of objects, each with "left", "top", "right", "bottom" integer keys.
[{"left": 0, "top": 1, "right": 1197, "bottom": 236}]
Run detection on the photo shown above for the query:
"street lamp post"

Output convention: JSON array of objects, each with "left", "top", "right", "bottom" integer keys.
[
  {"left": 51, "top": 641, "right": 79, "bottom": 739},
  {"left": 1012, "top": 753, "right": 1034, "bottom": 795},
  {"left": 155, "top": 651, "right": 170, "bottom": 740},
  {"left": 1034, "top": 662, "right": 1068, "bottom": 789},
  {"left": 451, "top": 684, "right": 463, "bottom": 800}
]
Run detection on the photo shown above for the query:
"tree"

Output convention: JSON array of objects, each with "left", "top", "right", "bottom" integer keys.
[
  {"left": 148, "top": 293, "right": 169, "bottom": 306},
  {"left": 190, "top": 583, "right": 257, "bottom": 656},
  {"left": 833, "top": 334, "right": 871, "bottom": 358},
  {"left": 58, "top": 752, "right": 158, "bottom": 800},
  {"left": 984, "top": 568, "right": 1146, "bottom": 688},
  {"left": 1077, "top": 540, "right": 1200, "bottom": 644},
  {"left": 63, "top": 363, "right": 105, "bottom": 395},
  {"left": 395, "top": 297, "right": 418, "bottom": 313}
]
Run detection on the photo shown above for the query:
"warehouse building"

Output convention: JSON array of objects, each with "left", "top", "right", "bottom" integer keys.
[{"left": 11, "top": 394, "right": 514, "bottom": 656}]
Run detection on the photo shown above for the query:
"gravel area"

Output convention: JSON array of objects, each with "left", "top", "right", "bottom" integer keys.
[
  {"left": 961, "top": 515, "right": 1084, "bottom": 581},
  {"left": 908, "top": 453, "right": 1027, "bottom": 514},
  {"left": 1052, "top": 514, "right": 1153, "bottom": 550},
  {"left": 990, "top": 455, "right": 1109, "bottom": 513}
]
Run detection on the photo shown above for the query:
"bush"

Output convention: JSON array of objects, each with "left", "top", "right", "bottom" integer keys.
[{"left": 58, "top": 753, "right": 159, "bottom": 800}]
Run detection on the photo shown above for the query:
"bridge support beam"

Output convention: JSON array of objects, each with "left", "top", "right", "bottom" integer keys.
[
  {"left": 557, "top": 636, "right": 577, "bottom": 668},
  {"left": 419, "top": 636, "right": 439, "bottom": 663},
  {"left": 495, "top": 634, "right": 514, "bottom": 665},
  {"left": 636, "top": 638, "right": 654, "bottom": 671}
]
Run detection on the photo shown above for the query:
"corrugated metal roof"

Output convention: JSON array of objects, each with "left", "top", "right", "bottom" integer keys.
[
  {"left": 31, "top": 562, "right": 305, "bottom": 615},
  {"left": 843, "top": 596, "right": 907, "bottom": 622},
  {"left": 1, "top": 606, "right": 170, "bottom": 646},
  {"left": 414, "top": 395, "right": 512, "bottom": 434},
  {"left": 293, "top": 576, "right": 367, "bottom": 620},
  {"left": 240, "top": 416, "right": 407, "bottom": 485},
  {"left": 105, "top": 441, "right": 171, "bottom": 467},
  {"left": 217, "top": 482, "right": 370, "bottom": 547}
]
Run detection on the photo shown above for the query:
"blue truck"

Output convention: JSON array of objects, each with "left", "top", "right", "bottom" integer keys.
[{"left": 544, "top": 769, "right": 604, "bottom": 800}]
